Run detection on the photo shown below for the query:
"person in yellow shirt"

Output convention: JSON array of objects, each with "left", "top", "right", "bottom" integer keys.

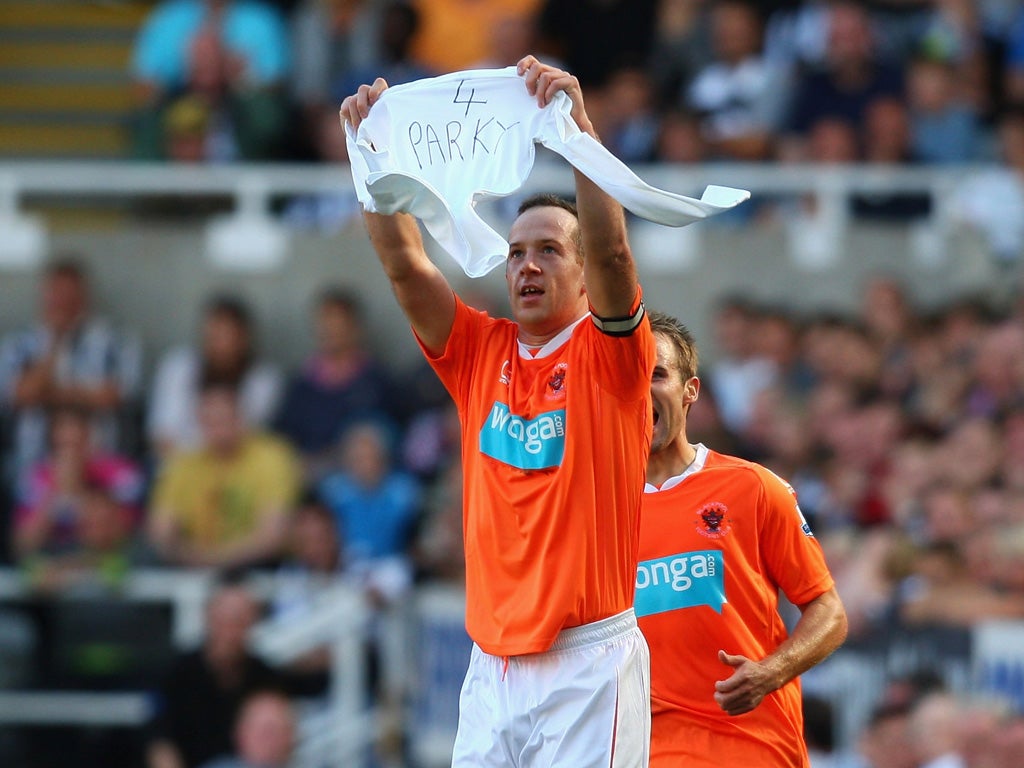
[
  {"left": 148, "top": 377, "right": 300, "bottom": 570},
  {"left": 409, "top": 0, "right": 541, "bottom": 74}
]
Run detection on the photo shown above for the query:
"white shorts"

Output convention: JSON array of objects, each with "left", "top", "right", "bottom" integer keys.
[{"left": 451, "top": 608, "right": 651, "bottom": 768}]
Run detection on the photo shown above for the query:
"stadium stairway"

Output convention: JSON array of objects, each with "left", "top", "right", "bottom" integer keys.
[{"left": 0, "top": 0, "right": 153, "bottom": 160}]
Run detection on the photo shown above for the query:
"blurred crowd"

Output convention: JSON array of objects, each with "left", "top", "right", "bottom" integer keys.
[
  {"left": 3, "top": 0, "right": 1024, "bottom": 765},
  {"left": 124, "top": 0, "right": 1024, "bottom": 254},
  {"left": 0, "top": 258, "right": 463, "bottom": 768},
  {"left": 128, "top": 0, "right": 1024, "bottom": 171}
]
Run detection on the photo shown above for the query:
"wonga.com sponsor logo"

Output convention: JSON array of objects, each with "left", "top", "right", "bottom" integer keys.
[
  {"left": 634, "top": 550, "right": 726, "bottom": 617},
  {"left": 479, "top": 401, "right": 566, "bottom": 470}
]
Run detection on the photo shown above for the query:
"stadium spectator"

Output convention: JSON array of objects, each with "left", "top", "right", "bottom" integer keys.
[
  {"left": 591, "top": 63, "right": 661, "bottom": 163},
  {"left": 684, "top": 0, "right": 790, "bottom": 162},
  {"left": 1002, "top": 3, "right": 1024, "bottom": 106},
  {"left": 13, "top": 405, "right": 143, "bottom": 563},
  {"left": 851, "top": 97, "right": 933, "bottom": 221},
  {"left": 148, "top": 295, "right": 281, "bottom": 462},
  {"left": 409, "top": 0, "right": 541, "bottom": 75},
  {"left": 761, "top": 0, "right": 832, "bottom": 71},
  {"left": 21, "top": 483, "right": 153, "bottom": 593},
  {"left": 471, "top": 6, "right": 542, "bottom": 69},
  {"left": 145, "top": 578, "right": 285, "bottom": 768},
  {"left": 198, "top": 688, "right": 297, "bottom": 768},
  {"left": 0, "top": 258, "right": 142, "bottom": 480},
  {"left": 950, "top": 103, "right": 1024, "bottom": 269},
  {"left": 410, "top": 455, "right": 463, "bottom": 583},
  {"left": 535, "top": 0, "right": 657, "bottom": 88},
  {"left": 857, "top": 702, "right": 916, "bottom": 768},
  {"left": 147, "top": 379, "right": 300, "bottom": 571},
  {"left": 780, "top": 0, "right": 904, "bottom": 163},
  {"left": 905, "top": 52, "right": 982, "bottom": 164},
  {"left": 289, "top": 0, "right": 382, "bottom": 155},
  {"left": 268, "top": 495, "right": 342, "bottom": 697},
  {"left": 654, "top": 106, "right": 708, "bottom": 163},
  {"left": 906, "top": 692, "right": 968, "bottom": 768},
  {"left": 272, "top": 495, "right": 343, "bottom": 614},
  {"left": 318, "top": 420, "right": 420, "bottom": 600},
  {"left": 647, "top": 0, "right": 712, "bottom": 109},
  {"left": 803, "top": 694, "right": 840, "bottom": 768},
  {"left": 705, "top": 296, "right": 777, "bottom": 437},
  {"left": 858, "top": 96, "right": 913, "bottom": 168},
  {"left": 272, "top": 287, "right": 400, "bottom": 484},
  {"left": 331, "top": 1, "right": 433, "bottom": 105},
  {"left": 131, "top": 0, "right": 292, "bottom": 161},
  {"left": 292, "top": 1, "right": 434, "bottom": 166},
  {"left": 896, "top": 539, "right": 1024, "bottom": 627},
  {"left": 859, "top": 276, "right": 916, "bottom": 400}
]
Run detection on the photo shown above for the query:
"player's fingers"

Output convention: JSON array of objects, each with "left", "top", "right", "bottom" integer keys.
[
  {"left": 715, "top": 689, "right": 755, "bottom": 715},
  {"left": 516, "top": 54, "right": 539, "bottom": 76},
  {"left": 718, "top": 650, "right": 745, "bottom": 667},
  {"left": 369, "top": 77, "right": 389, "bottom": 102},
  {"left": 535, "top": 70, "right": 570, "bottom": 107},
  {"left": 542, "top": 72, "right": 577, "bottom": 105},
  {"left": 714, "top": 675, "right": 742, "bottom": 693},
  {"left": 356, "top": 83, "right": 376, "bottom": 119},
  {"left": 339, "top": 96, "right": 360, "bottom": 128},
  {"left": 521, "top": 61, "right": 541, "bottom": 95}
]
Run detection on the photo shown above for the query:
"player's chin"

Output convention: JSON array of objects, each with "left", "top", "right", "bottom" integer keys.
[{"left": 650, "top": 425, "right": 668, "bottom": 453}]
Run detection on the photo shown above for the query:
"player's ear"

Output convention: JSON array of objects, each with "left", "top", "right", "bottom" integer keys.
[{"left": 684, "top": 376, "right": 700, "bottom": 406}]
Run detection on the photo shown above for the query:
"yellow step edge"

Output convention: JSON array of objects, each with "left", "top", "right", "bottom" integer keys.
[
  {"left": 0, "top": 41, "right": 132, "bottom": 69},
  {"left": 45, "top": 208, "right": 132, "bottom": 232},
  {"left": 0, "top": 3, "right": 153, "bottom": 30},
  {"left": 0, "top": 124, "right": 128, "bottom": 156},
  {"left": 0, "top": 83, "right": 134, "bottom": 112}
]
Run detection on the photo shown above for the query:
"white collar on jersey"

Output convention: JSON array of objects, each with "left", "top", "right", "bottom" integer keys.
[
  {"left": 517, "top": 312, "right": 590, "bottom": 360},
  {"left": 645, "top": 443, "right": 709, "bottom": 493}
]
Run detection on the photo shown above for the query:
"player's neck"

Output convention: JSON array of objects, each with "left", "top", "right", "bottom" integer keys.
[
  {"left": 647, "top": 438, "right": 697, "bottom": 488},
  {"left": 517, "top": 311, "right": 588, "bottom": 349}
]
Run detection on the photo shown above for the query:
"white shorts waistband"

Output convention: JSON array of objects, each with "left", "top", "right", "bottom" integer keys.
[{"left": 547, "top": 608, "right": 638, "bottom": 652}]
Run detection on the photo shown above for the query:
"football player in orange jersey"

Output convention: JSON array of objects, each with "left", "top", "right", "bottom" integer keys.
[
  {"left": 638, "top": 309, "right": 848, "bottom": 767},
  {"left": 341, "top": 55, "right": 655, "bottom": 767}
]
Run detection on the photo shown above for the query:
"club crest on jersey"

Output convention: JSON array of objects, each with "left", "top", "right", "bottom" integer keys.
[
  {"left": 545, "top": 362, "right": 567, "bottom": 400},
  {"left": 696, "top": 502, "right": 732, "bottom": 539}
]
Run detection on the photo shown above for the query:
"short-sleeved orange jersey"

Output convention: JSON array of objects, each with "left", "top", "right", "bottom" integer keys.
[
  {"left": 421, "top": 294, "right": 654, "bottom": 656},
  {"left": 637, "top": 448, "right": 835, "bottom": 767}
]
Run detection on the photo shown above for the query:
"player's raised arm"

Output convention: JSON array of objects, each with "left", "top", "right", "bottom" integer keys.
[
  {"left": 517, "top": 56, "right": 639, "bottom": 322},
  {"left": 340, "top": 80, "right": 456, "bottom": 356}
]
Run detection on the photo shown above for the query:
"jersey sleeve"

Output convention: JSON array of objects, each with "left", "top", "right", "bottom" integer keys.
[
  {"left": 413, "top": 295, "right": 486, "bottom": 407},
  {"left": 756, "top": 467, "right": 835, "bottom": 607},
  {"left": 584, "top": 288, "right": 656, "bottom": 402}
]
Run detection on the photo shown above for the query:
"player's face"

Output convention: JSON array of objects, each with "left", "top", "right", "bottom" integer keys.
[
  {"left": 505, "top": 206, "right": 587, "bottom": 341},
  {"left": 650, "top": 333, "right": 698, "bottom": 455}
]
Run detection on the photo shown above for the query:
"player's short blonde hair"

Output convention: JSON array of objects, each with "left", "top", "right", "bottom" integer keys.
[{"left": 648, "top": 309, "right": 699, "bottom": 381}]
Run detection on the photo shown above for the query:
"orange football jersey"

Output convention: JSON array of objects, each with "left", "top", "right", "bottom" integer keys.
[{"left": 421, "top": 294, "right": 654, "bottom": 656}]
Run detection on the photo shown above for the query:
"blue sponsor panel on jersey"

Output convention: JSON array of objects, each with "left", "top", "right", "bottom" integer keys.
[
  {"left": 634, "top": 550, "right": 726, "bottom": 617},
  {"left": 479, "top": 401, "right": 567, "bottom": 470}
]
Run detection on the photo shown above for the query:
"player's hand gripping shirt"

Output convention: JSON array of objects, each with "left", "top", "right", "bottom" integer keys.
[
  {"left": 346, "top": 67, "right": 750, "bottom": 276},
  {"left": 422, "top": 295, "right": 654, "bottom": 656},
  {"left": 637, "top": 447, "right": 834, "bottom": 768}
]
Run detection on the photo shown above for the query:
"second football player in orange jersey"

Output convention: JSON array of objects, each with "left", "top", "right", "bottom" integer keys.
[{"left": 638, "top": 310, "right": 848, "bottom": 767}]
